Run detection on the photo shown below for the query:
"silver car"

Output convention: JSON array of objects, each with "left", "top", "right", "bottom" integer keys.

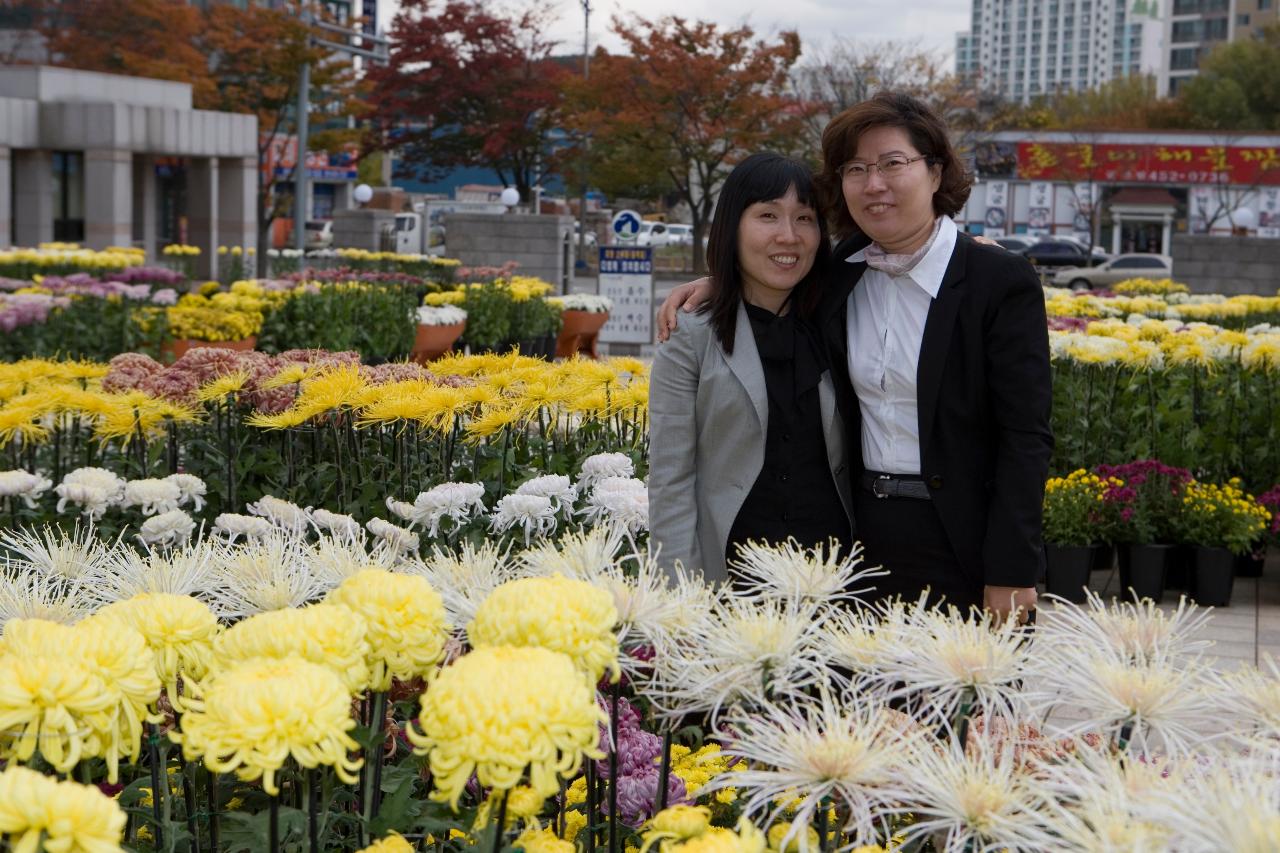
[{"left": 1051, "top": 253, "right": 1173, "bottom": 291}]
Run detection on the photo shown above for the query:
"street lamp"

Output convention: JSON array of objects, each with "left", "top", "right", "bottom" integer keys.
[
  {"left": 501, "top": 187, "right": 521, "bottom": 213},
  {"left": 353, "top": 183, "right": 374, "bottom": 206}
]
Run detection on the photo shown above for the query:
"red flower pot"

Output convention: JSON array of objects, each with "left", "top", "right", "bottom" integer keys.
[
  {"left": 411, "top": 321, "right": 467, "bottom": 363},
  {"left": 555, "top": 310, "right": 610, "bottom": 359}
]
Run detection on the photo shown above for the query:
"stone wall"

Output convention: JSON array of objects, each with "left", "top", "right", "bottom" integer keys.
[
  {"left": 444, "top": 213, "right": 573, "bottom": 291},
  {"left": 1171, "top": 235, "right": 1280, "bottom": 295}
]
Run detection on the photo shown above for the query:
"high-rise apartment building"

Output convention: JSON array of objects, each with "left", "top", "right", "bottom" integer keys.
[{"left": 958, "top": 0, "right": 1169, "bottom": 100}]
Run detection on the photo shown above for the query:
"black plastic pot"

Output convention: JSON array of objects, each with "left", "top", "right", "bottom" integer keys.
[
  {"left": 1165, "top": 543, "right": 1193, "bottom": 590},
  {"left": 1091, "top": 543, "right": 1115, "bottom": 572},
  {"left": 1045, "top": 544, "right": 1094, "bottom": 603},
  {"left": 1120, "top": 543, "right": 1171, "bottom": 602},
  {"left": 1235, "top": 546, "right": 1267, "bottom": 578},
  {"left": 1192, "top": 546, "right": 1236, "bottom": 607}
]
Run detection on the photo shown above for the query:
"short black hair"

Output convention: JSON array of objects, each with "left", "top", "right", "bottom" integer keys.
[{"left": 701, "top": 152, "right": 830, "bottom": 354}]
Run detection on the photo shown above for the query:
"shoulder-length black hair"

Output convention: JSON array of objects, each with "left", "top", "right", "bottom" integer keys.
[{"left": 701, "top": 152, "right": 830, "bottom": 354}]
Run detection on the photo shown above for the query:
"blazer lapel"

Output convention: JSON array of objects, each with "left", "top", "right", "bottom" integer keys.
[
  {"left": 723, "top": 302, "right": 768, "bottom": 430},
  {"left": 818, "top": 371, "right": 841, "bottom": 472},
  {"left": 916, "top": 239, "right": 968, "bottom": 459}
]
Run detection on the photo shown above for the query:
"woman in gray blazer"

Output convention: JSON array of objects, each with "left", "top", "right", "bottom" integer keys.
[{"left": 649, "top": 153, "right": 855, "bottom": 586}]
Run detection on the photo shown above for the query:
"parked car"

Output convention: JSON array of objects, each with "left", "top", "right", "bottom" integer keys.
[
  {"left": 574, "top": 222, "right": 598, "bottom": 247},
  {"left": 994, "top": 235, "right": 1036, "bottom": 254},
  {"left": 1049, "top": 235, "right": 1110, "bottom": 262},
  {"left": 636, "top": 221, "right": 670, "bottom": 247},
  {"left": 1051, "top": 253, "right": 1173, "bottom": 290},
  {"left": 1024, "top": 240, "right": 1102, "bottom": 269},
  {"left": 664, "top": 223, "right": 695, "bottom": 246},
  {"left": 304, "top": 219, "right": 334, "bottom": 250}
]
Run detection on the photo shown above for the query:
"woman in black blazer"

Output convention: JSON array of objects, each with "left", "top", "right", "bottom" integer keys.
[{"left": 659, "top": 93, "right": 1052, "bottom": 622}]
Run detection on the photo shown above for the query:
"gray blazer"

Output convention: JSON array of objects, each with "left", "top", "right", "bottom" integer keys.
[{"left": 648, "top": 302, "right": 854, "bottom": 585}]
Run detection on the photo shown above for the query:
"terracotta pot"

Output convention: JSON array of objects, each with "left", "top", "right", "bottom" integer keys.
[
  {"left": 555, "top": 310, "right": 610, "bottom": 359},
  {"left": 162, "top": 336, "right": 257, "bottom": 362},
  {"left": 410, "top": 321, "right": 467, "bottom": 363}
]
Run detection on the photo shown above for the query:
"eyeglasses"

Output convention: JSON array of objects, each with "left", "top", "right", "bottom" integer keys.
[{"left": 839, "top": 154, "right": 931, "bottom": 182}]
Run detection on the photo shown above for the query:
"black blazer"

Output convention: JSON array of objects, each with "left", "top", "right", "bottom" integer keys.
[{"left": 819, "top": 229, "right": 1054, "bottom": 589}]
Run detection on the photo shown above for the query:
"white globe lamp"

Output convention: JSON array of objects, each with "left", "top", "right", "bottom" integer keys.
[
  {"left": 1232, "top": 207, "right": 1258, "bottom": 230},
  {"left": 353, "top": 184, "right": 374, "bottom": 206},
  {"left": 501, "top": 187, "right": 521, "bottom": 211}
]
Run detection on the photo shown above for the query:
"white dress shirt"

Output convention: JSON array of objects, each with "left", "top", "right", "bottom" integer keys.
[{"left": 846, "top": 216, "right": 958, "bottom": 475}]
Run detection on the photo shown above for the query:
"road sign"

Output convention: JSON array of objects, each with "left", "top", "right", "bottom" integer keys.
[
  {"left": 611, "top": 210, "right": 642, "bottom": 243},
  {"left": 598, "top": 247, "right": 652, "bottom": 344}
]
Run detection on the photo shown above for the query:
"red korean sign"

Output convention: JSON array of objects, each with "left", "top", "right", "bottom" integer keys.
[{"left": 1016, "top": 141, "right": 1280, "bottom": 186}]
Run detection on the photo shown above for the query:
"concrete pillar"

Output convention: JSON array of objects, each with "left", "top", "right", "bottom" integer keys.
[
  {"left": 1161, "top": 214, "right": 1172, "bottom": 256},
  {"left": 0, "top": 147, "right": 10, "bottom": 249},
  {"left": 333, "top": 181, "right": 352, "bottom": 213},
  {"left": 133, "top": 155, "right": 158, "bottom": 260},
  {"left": 12, "top": 149, "right": 54, "bottom": 247},
  {"left": 217, "top": 156, "right": 257, "bottom": 256},
  {"left": 1112, "top": 214, "right": 1123, "bottom": 255},
  {"left": 84, "top": 148, "right": 133, "bottom": 250},
  {"left": 188, "top": 157, "right": 219, "bottom": 279}
]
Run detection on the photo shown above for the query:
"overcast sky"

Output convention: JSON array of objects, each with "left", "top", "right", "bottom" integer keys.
[{"left": 377, "top": 0, "right": 966, "bottom": 64}]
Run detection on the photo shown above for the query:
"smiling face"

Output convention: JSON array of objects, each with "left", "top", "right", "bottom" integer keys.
[
  {"left": 842, "top": 125, "right": 942, "bottom": 254},
  {"left": 735, "top": 186, "right": 821, "bottom": 313}
]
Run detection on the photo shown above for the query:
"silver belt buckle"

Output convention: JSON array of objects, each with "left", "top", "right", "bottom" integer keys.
[{"left": 873, "top": 474, "right": 892, "bottom": 499}]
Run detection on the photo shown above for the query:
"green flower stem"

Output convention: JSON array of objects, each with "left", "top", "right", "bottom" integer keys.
[
  {"left": 361, "top": 691, "right": 389, "bottom": 841},
  {"left": 608, "top": 678, "right": 621, "bottom": 853},
  {"left": 208, "top": 770, "right": 220, "bottom": 853},
  {"left": 269, "top": 793, "right": 280, "bottom": 853},
  {"left": 492, "top": 788, "right": 510, "bottom": 853},
  {"left": 657, "top": 729, "right": 673, "bottom": 812},
  {"left": 147, "top": 722, "right": 165, "bottom": 852},
  {"left": 307, "top": 767, "right": 320, "bottom": 853},
  {"left": 816, "top": 795, "right": 830, "bottom": 853}
]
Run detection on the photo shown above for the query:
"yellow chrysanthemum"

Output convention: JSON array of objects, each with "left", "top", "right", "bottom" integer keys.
[
  {"left": 357, "top": 833, "right": 416, "bottom": 853},
  {"left": 0, "top": 653, "right": 115, "bottom": 773},
  {"left": 513, "top": 826, "right": 576, "bottom": 853},
  {"left": 212, "top": 603, "right": 371, "bottom": 693},
  {"left": 469, "top": 574, "right": 620, "bottom": 683},
  {"left": 0, "top": 765, "right": 127, "bottom": 853},
  {"left": 193, "top": 370, "right": 251, "bottom": 403},
  {"left": 767, "top": 823, "right": 821, "bottom": 853},
  {"left": 325, "top": 569, "right": 451, "bottom": 692},
  {"left": 174, "top": 656, "right": 362, "bottom": 796},
  {"left": 74, "top": 616, "right": 163, "bottom": 781},
  {"left": 96, "top": 593, "right": 220, "bottom": 712},
  {"left": 407, "top": 645, "right": 606, "bottom": 807}
]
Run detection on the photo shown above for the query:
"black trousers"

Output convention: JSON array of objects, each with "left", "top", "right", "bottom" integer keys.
[{"left": 853, "top": 488, "right": 983, "bottom": 613}]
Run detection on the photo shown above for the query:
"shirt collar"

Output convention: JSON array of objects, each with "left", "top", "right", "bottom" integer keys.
[{"left": 845, "top": 216, "right": 958, "bottom": 299}]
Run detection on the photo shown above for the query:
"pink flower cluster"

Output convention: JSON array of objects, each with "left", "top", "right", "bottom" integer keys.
[
  {"left": 1048, "top": 316, "right": 1089, "bottom": 332},
  {"left": 281, "top": 268, "right": 427, "bottom": 288},
  {"left": 105, "top": 266, "right": 187, "bottom": 287},
  {"left": 1095, "top": 459, "right": 1193, "bottom": 492},
  {"left": 1258, "top": 485, "right": 1280, "bottom": 537},
  {"left": 0, "top": 292, "right": 70, "bottom": 332},
  {"left": 103, "top": 347, "right": 468, "bottom": 414},
  {"left": 593, "top": 696, "right": 688, "bottom": 827},
  {"left": 455, "top": 261, "right": 519, "bottom": 282},
  {"left": 31, "top": 273, "right": 152, "bottom": 301}
]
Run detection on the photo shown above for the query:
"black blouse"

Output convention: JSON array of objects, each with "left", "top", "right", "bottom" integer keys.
[{"left": 726, "top": 302, "right": 851, "bottom": 568}]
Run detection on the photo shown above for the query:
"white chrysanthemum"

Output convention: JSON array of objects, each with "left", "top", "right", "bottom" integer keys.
[
  {"left": 203, "top": 532, "right": 326, "bottom": 618},
  {"left": 405, "top": 540, "right": 515, "bottom": 628},
  {"left": 365, "top": 517, "right": 420, "bottom": 555},
  {"left": 138, "top": 509, "right": 195, "bottom": 547},
  {"left": 1027, "top": 745, "right": 1181, "bottom": 853},
  {"left": 1214, "top": 654, "right": 1280, "bottom": 747},
  {"left": 579, "top": 476, "right": 648, "bottom": 534},
  {"left": 709, "top": 689, "right": 919, "bottom": 849},
  {"left": 1152, "top": 752, "right": 1280, "bottom": 852},
  {"left": 406, "top": 482, "right": 487, "bottom": 536},
  {"left": 213, "top": 512, "right": 274, "bottom": 542},
  {"left": 727, "top": 539, "right": 885, "bottom": 608},
  {"left": 0, "top": 469, "right": 52, "bottom": 508},
  {"left": 518, "top": 524, "right": 627, "bottom": 580},
  {"left": 245, "top": 494, "right": 311, "bottom": 531},
  {"left": 122, "top": 478, "right": 184, "bottom": 516},
  {"left": 897, "top": 733, "right": 1054, "bottom": 853},
  {"left": 1038, "top": 591, "right": 1213, "bottom": 663},
  {"left": 646, "top": 594, "right": 824, "bottom": 721},
  {"left": 0, "top": 570, "right": 91, "bottom": 626},
  {"left": 310, "top": 534, "right": 391, "bottom": 588},
  {"left": 1024, "top": 642, "right": 1219, "bottom": 758},
  {"left": 873, "top": 604, "right": 1034, "bottom": 728},
  {"left": 515, "top": 474, "right": 577, "bottom": 513},
  {"left": 577, "top": 452, "right": 635, "bottom": 490},
  {"left": 87, "top": 540, "right": 218, "bottom": 604},
  {"left": 0, "top": 522, "right": 107, "bottom": 586},
  {"left": 820, "top": 597, "right": 917, "bottom": 684},
  {"left": 165, "top": 473, "right": 207, "bottom": 512},
  {"left": 310, "top": 508, "right": 363, "bottom": 540},
  {"left": 55, "top": 467, "right": 125, "bottom": 519},
  {"left": 385, "top": 495, "right": 417, "bottom": 523},
  {"left": 489, "top": 493, "right": 558, "bottom": 545}
]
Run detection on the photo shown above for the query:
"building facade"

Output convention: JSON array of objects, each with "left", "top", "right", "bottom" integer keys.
[
  {"left": 959, "top": 129, "right": 1280, "bottom": 255},
  {"left": 0, "top": 66, "right": 258, "bottom": 275}
]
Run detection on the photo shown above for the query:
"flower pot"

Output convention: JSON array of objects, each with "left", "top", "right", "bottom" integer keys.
[
  {"left": 1119, "top": 543, "right": 1171, "bottom": 602},
  {"left": 1235, "top": 546, "right": 1267, "bottom": 578},
  {"left": 555, "top": 309, "right": 610, "bottom": 359},
  {"left": 1165, "top": 543, "right": 1193, "bottom": 590},
  {"left": 410, "top": 320, "right": 466, "bottom": 363},
  {"left": 1191, "top": 546, "right": 1236, "bottom": 607},
  {"left": 1090, "top": 543, "right": 1115, "bottom": 572},
  {"left": 1045, "top": 544, "right": 1094, "bottom": 603},
  {"left": 161, "top": 336, "right": 257, "bottom": 362}
]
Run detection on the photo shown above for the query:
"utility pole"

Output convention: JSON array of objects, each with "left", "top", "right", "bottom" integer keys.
[{"left": 576, "top": 0, "right": 591, "bottom": 268}]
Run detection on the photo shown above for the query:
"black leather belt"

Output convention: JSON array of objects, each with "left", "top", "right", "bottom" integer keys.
[{"left": 861, "top": 471, "right": 932, "bottom": 500}]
